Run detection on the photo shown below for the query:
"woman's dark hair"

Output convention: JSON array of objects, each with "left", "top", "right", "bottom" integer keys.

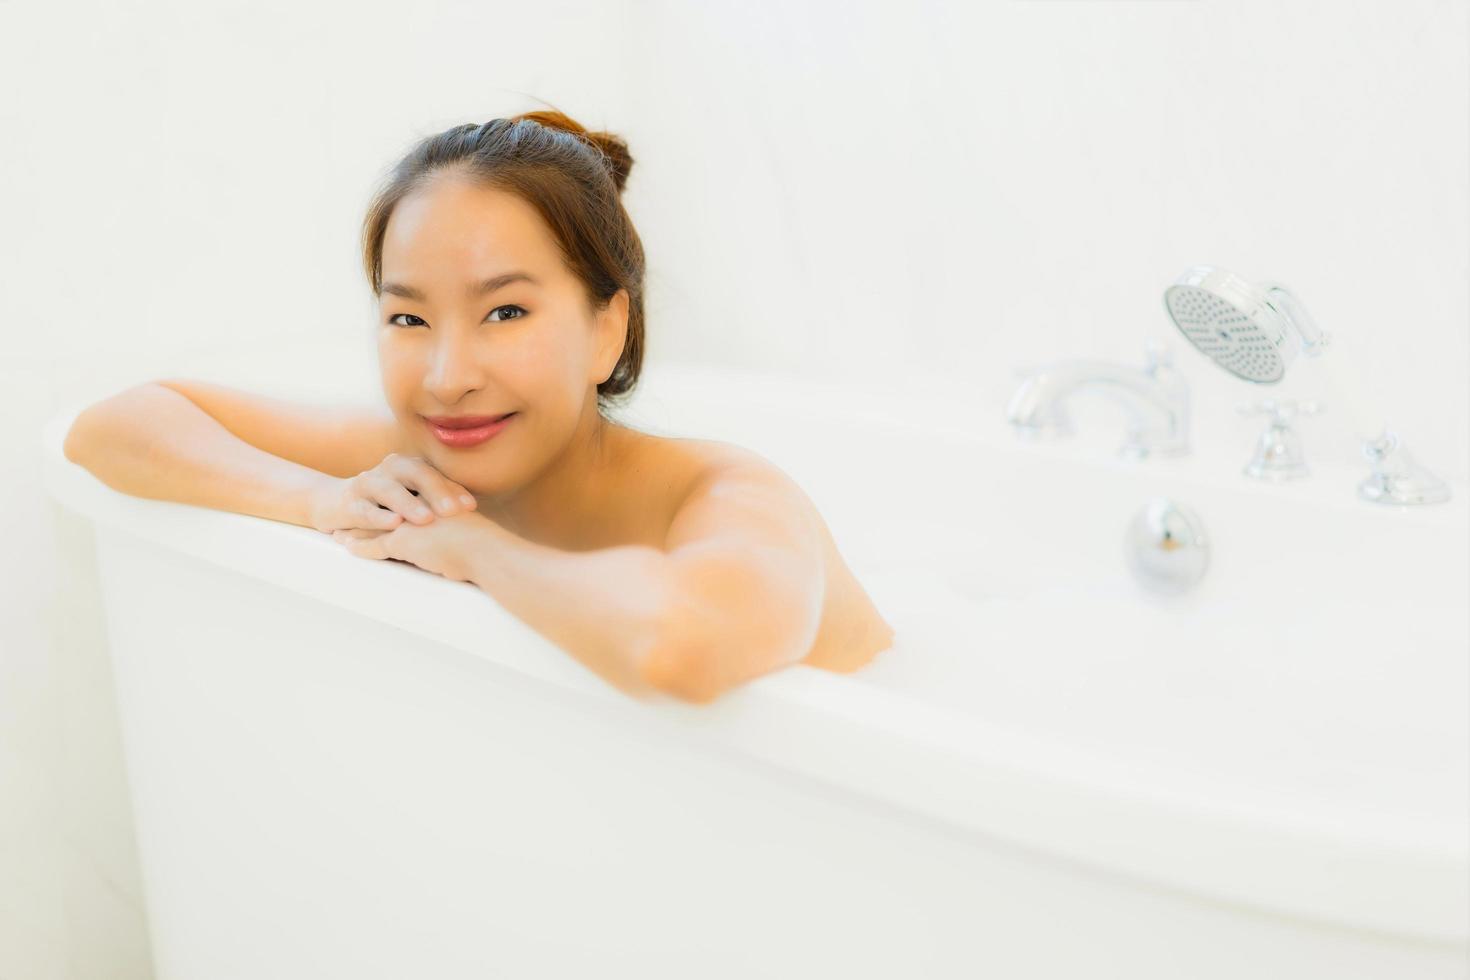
[{"left": 361, "top": 107, "right": 645, "bottom": 415}]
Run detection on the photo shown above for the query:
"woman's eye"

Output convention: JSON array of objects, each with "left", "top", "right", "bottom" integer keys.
[
  {"left": 386, "top": 306, "right": 525, "bottom": 328},
  {"left": 487, "top": 304, "right": 527, "bottom": 322}
]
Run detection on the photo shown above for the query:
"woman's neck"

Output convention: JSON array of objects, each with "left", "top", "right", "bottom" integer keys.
[{"left": 475, "top": 414, "right": 635, "bottom": 550}]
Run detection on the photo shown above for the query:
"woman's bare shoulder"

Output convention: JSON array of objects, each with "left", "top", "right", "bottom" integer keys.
[
  {"left": 644, "top": 435, "right": 790, "bottom": 494},
  {"left": 651, "top": 435, "right": 822, "bottom": 527},
  {"left": 658, "top": 434, "right": 779, "bottom": 474}
]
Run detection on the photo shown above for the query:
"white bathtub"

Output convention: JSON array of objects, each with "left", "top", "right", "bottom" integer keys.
[{"left": 42, "top": 358, "right": 1469, "bottom": 979}]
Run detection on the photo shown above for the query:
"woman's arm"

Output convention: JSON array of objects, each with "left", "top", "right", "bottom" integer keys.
[
  {"left": 333, "top": 461, "right": 826, "bottom": 705},
  {"left": 330, "top": 512, "right": 672, "bottom": 698},
  {"left": 462, "top": 519, "right": 675, "bottom": 701},
  {"left": 464, "top": 462, "right": 825, "bottom": 705},
  {"left": 64, "top": 383, "right": 341, "bottom": 529}
]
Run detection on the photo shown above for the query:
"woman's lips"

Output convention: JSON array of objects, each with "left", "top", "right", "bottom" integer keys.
[
  {"left": 424, "top": 413, "right": 512, "bottom": 429},
  {"left": 424, "top": 413, "right": 516, "bottom": 448}
]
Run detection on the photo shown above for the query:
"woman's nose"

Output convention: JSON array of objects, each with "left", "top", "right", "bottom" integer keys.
[{"left": 423, "top": 332, "right": 486, "bottom": 398}]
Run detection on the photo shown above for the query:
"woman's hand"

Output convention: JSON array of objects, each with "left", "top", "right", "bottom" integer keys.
[
  {"left": 308, "top": 453, "right": 478, "bottom": 535},
  {"left": 330, "top": 509, "right": 488, "bottom": 584}
]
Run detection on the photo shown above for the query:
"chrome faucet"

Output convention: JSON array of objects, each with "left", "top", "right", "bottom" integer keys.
[
  {"left": 1238, "top": 397, "right": 1321, "bottom": 481},
  {"left": 1006, "top": 341, "right": 1190, "bottom": 459}
]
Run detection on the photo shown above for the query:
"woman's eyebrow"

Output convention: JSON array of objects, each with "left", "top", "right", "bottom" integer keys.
[{"left": 379, "top": 271, "right": 540, "bottom": 301}]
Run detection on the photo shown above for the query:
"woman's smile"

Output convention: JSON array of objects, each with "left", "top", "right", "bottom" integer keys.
[{"left": 424, "top": 412, "right": 517, "bottom": 448}]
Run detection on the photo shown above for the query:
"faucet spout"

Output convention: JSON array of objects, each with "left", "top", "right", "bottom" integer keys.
[{"left": 1006, "top": 345, "right": 1191, "bottom": 459}]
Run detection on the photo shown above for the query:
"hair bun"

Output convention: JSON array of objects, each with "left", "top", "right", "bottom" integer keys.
[
  {"left": 510, "top": 109, "right": 634, "bottom": 193},
  {"left": 583, "top": 130, "right": 633, "bottom": 194}
]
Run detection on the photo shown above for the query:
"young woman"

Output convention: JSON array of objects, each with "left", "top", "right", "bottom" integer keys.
[{"left": 64, "top": 109, "right": 895, "bottom": 704}]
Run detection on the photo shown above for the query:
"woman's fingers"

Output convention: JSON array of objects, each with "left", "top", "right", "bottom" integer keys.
[
  {"left": 358, "top": 496, "right": 406, "bottom": 529},
  {"left": 340, "top": 454, "right": 476, "bottom": 533},
  {"left": 390, "top": 457, "right": 477, "bottom": 516},
  {"left": 367, "top": 472, "right": 439, "bottom": 524}
]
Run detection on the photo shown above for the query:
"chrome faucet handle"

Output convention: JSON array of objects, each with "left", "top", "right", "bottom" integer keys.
[
  {"left": 1236, "top": 398, "right": 1321, "bottom": 481},
  {"left": 1359, "top": 428, "right": 1452, "bottom": 505},
  {"left": 1119, "top": 340, "right": 1189, "bottom": 459}
]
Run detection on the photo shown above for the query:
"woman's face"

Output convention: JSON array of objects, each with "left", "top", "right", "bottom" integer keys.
[{"left": 376, "top": 176, "right": 628, "bottom": 496}]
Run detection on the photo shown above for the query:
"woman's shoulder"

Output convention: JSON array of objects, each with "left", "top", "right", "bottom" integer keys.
[
  {"left": 639, "top": 433, "right": 829, "bottom": 541},
  {"left": 639, "top": 432, "right": 795, "bottom": 495},
  {"left": 616, "top": 428, "right": 806, "bottom": 533}
]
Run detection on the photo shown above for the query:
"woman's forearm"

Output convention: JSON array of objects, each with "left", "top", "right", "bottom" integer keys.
[
  {"left": 462, "top": 519, "right": 677, "bottom": 701},
  {"left": 63, "top": 383, "right": 337, "bottom": 530}
]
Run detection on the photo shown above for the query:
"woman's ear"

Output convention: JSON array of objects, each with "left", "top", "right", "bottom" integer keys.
[{"left": 591, "top": 288, "right": 630, "bottom": 384}]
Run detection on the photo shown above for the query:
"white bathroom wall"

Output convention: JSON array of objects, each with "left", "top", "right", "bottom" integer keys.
[{"left": 2, "top": 1, "right": 1466, "bottom": 977}]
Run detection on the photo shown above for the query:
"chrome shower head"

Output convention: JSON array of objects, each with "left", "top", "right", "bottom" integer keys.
[{"left": 1162, "top": 266, "right": 1330, "bottom": 384}]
